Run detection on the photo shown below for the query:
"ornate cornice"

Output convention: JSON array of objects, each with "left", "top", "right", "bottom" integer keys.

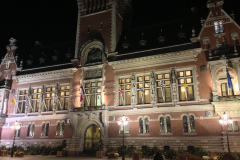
[
  {"left": 109, "top": 48, "right": 201, "bottom": 72},
  {"left": 15, "top": 68, "right": 77, "bottom": 84}
]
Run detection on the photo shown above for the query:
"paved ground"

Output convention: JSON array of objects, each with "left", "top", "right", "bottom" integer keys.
[{"left": 0, "top": 155, "right": 153, "bottom": 160}]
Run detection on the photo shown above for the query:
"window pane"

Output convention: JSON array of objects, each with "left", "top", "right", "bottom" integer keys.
[
  {"left": 186, "top": 78, "right": 192, "bottom": 83},
  {"left": 160, "top": 117, "right": 165, "bottom": 133},
  {"left": 91, "top": 82, "right": 96, "bottom": 87},
  {"left": 179, "top": 86, "right": 186, "bottom": 101},
  {"left": 165, "top": 80, "right": 170, "bottom": 86},
  {"left": 97, "top": 95, "right": 101, "bottom": 106},
  {"left": 126, "top": 78, "right": 131, "bottom": 83},
  {"left": 186, "top": 71, "right": 192, "bottom": 76},
  {"left": 157, "top": 88, "right": 164, "bottom": 103},
  {"left": 144, "top": 76, "right": 150, "bottom": 81},
  {"left": 145, "top": 90, "right": 150, "bottom": 103},
  {"left": 137, "top": 77, "right": 143, "bottom": 82},
  {"left": 164, "top": 74, "right": 169, "bottom": 79},
  {"left": 60, "top": 86, "right": 64, "bottom": 90},
  {"left": 183, "top": 116, "right": 188, "bottom": 133},
  {"left": 66, "top": 85, "right": 70, "bottom": 90},
  {"left": 166, "top": 116, "right": 171, "bottom": 133},
  {"left": 126, "top": 91, "right": 131, "bottom": 105},
  {"left": 233, "top": 121, "right": 238, "bottom": 132},
  {"left": 157, "top": 74, "right": 163, "bottom": 79},
  {"left": 125, "top": 85, "right": 130, "bottom": 90},
  {"left": 165, "top": 88, "right": 172, "bottom": 102},
  {"left": 187, "top": 86, "right": 194, "bottom": 101},
  {"left": 178, "top": 79, "right": 184, "bottom": 84},
  {"left": 144, "top": 83, "right": 150, "bottom": 88},
  {"left": 97, "top": 82, "right": 102, "bottom": 86},
  {"left": 85, "top": 83, "right": 90, "bottom": 87},
  {"left": 189, "top": 116, "right": 195, "bottom": 133},
  {"left": 119, "top": 79, "right": 124, "bottom": 84},
  {"left": 66, "top": 92, "right": 69, "bottom": 96},
  {"left": 145, "top": 118, "right": 149, "bottom": 133},
  {"left": 139, "top": 118, "right": 143, "bottom": 133}
]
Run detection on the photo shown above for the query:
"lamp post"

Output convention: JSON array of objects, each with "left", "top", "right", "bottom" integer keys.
[
  {"left": 219, "top": 112, "right": 233, "bottom": 153},
  {"left": 118, "top": 115, "right": 128, "bottom": 160},
  {"left": 10, "top": 121, "right": 21, "bottom": 157}
]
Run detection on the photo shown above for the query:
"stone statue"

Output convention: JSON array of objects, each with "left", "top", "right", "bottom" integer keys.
[{"left": 170, "top": 69, "right": 178, "bottom": 106}]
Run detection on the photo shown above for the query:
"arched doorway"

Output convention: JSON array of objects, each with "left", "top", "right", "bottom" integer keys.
[{"left": 84, "top": 124, "right": 101, "bottom": 154}]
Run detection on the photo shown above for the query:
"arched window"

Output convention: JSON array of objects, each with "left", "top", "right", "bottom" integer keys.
[
  {"left": 214, "top": 22, "right": 219, "bottom": 33},
  {"left": 189, "top": 115, "right": 195, "bottom": 133},
  {"left": 15, "top": 123, "right": 22, "bottom": 137},
  {"left": 219, "top": 21, "right": 224, "bottom": 33},
  {"left": 183, "top": 116, "right": 188, "bottom": 133},
  {"left": 120, "top": 118, "right": 129, "bottom": 134},
  {"left": 139, "top": 118, "right": 143, "bottom": 134},
  {"left": 166, "top": 116, "right": 171, "bottom": 133},
  {"left": 160, "top": 116, "right": 171, "bottom": 133},
  {"left": 27, "top": 123, "right": 35, "bottom": 137},
  {"left": 56, "top": 121, "right": 64, "bottom": 136},
  {"left": 183, "top": 115, "right": 196, "bottom": 133},
  {"left": 145, "top": 118, "right": 149, "bottom": 133},
  {"left": 160, "top": 117, "right": 165, "bottom": 133},
  {"left": 41, "top": 122, "right": 49, "bottom": 136}
]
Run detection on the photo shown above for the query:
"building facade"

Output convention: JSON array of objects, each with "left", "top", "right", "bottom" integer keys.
[{"left": 0, "top": 0, "right": 240, "bottom": 156}]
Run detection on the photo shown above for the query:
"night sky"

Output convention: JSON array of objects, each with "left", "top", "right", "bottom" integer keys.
[{"left": 0, "top": 0, "right": 239, "bottom": 58}]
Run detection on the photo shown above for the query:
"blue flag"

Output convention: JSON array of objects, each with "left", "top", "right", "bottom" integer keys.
[
  {"left": 140, "top": 88, "right": 144, "bottom": 92},
  {"left": 226, "top": 67, "right": 233, "bottom": 89}
]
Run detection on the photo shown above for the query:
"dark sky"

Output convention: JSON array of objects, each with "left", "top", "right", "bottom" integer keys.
[{"left": 0, "top": 0, "right": 239, "bottom": 58}]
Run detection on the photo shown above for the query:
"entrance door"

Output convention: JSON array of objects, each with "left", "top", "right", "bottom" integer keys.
[{"left": 84, "top": 124, "right": 101, "bottom": 153}]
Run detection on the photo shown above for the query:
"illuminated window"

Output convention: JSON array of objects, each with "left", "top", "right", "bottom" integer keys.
[
  {"left": 59, "top": 85, "right": 70, "bottom": 110},
  {"left": 17, "top": 89, "right": 28, "bottom": 114},
  {"left": 214, "top": 21, "right": 224, "bottom": 34},
  {"left": 27, "top": 123, "right": 35, "bottom": 137},
  {"left": 228, "top": 121, "right": 239, "bottom": 132},
  {"left": 221, "top": 83, "right": 233, "bottom": 96},
  {"left": 84, "top": 81, "right": 102, "bottom": 107},
  {"left": 45, "top": 86, "right": 55, "bottom": 111},
  {"left": 15, "top": 123, "right": 22, "bottom": 137},
  {"left": 56, "top": 121, "right": 64, "bottom": 136},
  {"left": 31, "top": 88, "right": 41, "bottom": 112},
  {"left": 178, "top": 70, "right": 194, "bottom": 101},
  {"left": 119, "top": 78, "right": 131, "bottom": 105},
  {"left": 137, "top": 76, "right": 150, "bottom": 104},
  {"left": 119, "top": 118, "right": 129, "bottom": 134},
  {"left": 156, "top": 73, "right": 171, "bottom": 103}
]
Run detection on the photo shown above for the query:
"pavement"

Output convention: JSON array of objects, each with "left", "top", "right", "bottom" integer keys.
[{"left": 0, "top": 155, "right": 153, "bottom": 160}]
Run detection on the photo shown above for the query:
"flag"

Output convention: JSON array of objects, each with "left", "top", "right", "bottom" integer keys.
[
  {"left": 10, "top": 97, "right": 16, "bottom": 105},
  {"left": 184, "top": 83, "right": 188, "bottom": 87},
  {"left": 80, "top": 85, "right": 85, "bottom": 102},
  {"left": 160, "top": 81, "right": 166, "bottom": 88},
  {"left": 119, "top": 88, "right": 123, "bottom": 93},
  {"left": 140, "top": 88, "right": 144, "bottom": 92},
  {"left": 226, "top": 67, "right": 233, "bottom": 89}
]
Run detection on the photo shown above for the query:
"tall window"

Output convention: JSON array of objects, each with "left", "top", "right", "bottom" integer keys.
[
  {"left": 41, "top": 122, "right": 49, "bottom": 136},
  {"left": 156, "top": 73, "right": 171, "bottom": 103},
  {"left": 45, "top": 87, "right": 55, "bottom": 111},
  {"left": 31, "top": 88, "right": 41, "bottom": 112},
  {"left": 27, "top": 123, "right": 35, "bottom": 137},
  {"left": 15, "top": 124, "right": 22, "bottom": 137},
  {"left": 56, "top": 121, "right": 64, "bottom": 136},
  {"left": 17, "top": 89, "right": 28, "bottom": 113},
  {"left": 221, "top": 83, "right": 233, "bottom": 96},
  {"left": 160, "top": 116, "right": 171, "bottom": 133},
  {"left": 178, "top": 70, "right": 194, "bottom": 101},
  {"left": 139, "top": 117, "right": 149, "bottom": 134},
  {"left": 183, "top": 115, "right": 195, "bottom": 133},
  {"left": 84, "top": 81, "right": 102, "bottom": 107},
  {"left": 214, "top": 22, "right": 219, "bottom": 34},
  {"left": 214, "top": 21, "right": 224, "bottom": 34},
  {"left": 59, "top": 85, "right": 70, "bottom": 110},
  {"left": 120, "top": 118, "right": 129, "bottom": 134},
  {"left": 228, "top": 121, "right": 239, "bottom": 132},
  {"left": 119, "top": 78, "right": 131, "bottom": 105},
  {"left": 137, "top": 76, "right": 150, "bottom": 104}
]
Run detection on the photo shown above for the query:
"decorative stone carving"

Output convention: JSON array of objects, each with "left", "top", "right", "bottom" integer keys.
[
  {"left": 85, "top": 68, "right": 102, "bottom": 79},
  {"left": 231, "top": 32, "right": 239, "bottom": 40},
  {"left": 170, "top": 68, "right": 178, "bottom": 106},
  {"left": 203, "top": 37, "right": 210, "bottom": 45},
  {"left": 131, "top": 74, "right": 136, "bottom": 105},
  {"left": 6, "top": 38, "right": 18, "bottom": 51},
  {"left": 150, "top": 72, "right": 156, "bottom": 104}
]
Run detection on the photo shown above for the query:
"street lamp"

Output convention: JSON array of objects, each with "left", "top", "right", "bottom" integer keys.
[
  {"left": 118, "top": 115, "right": 128, "bottom": 160},
  {"left": 219, "top": 112, "right": 233, "bottom": 153},
  {"left": 10, "top": 121, "right": 21, "bottom": 157}
]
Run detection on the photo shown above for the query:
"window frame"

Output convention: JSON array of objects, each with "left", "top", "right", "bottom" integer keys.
[
  {"left": 84, "top": 80, "right": 102, "bottom": 107},
  {"left": 27, "top": 122, "right": 35, "bottom": 137},
  {"left": 56, "top": 121, "right": 65, "bottom": 136},
  {"left": 138, "top": 116, "right": 150, "bottom": 134}
]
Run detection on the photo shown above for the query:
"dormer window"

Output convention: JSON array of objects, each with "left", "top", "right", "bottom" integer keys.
[{"left": 214, "top": 21, "right": 224, "bottom": 34}]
